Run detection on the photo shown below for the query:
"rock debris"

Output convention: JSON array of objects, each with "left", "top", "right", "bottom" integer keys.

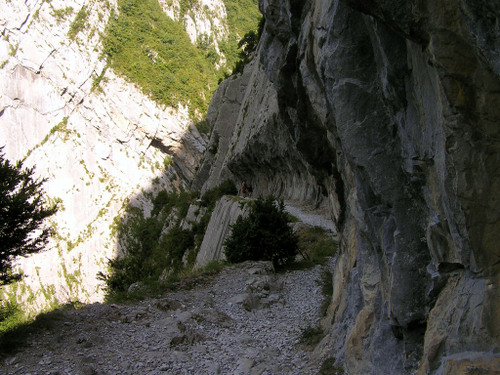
[{"left": 3, "top": 261, "right": 329, "bottom": 375}]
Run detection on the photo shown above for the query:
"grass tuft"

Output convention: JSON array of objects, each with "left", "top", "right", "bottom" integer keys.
[{"left": 299, "top": 325, "right": 324, "bottom": 347}]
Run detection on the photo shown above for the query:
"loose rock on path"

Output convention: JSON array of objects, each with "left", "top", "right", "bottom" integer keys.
[{"left": 2, "top": 261, "right": 329, "bottom": 375}]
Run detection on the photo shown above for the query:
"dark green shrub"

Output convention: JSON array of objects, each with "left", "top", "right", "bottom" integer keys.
[
  {"left": 0, "top": 147, "right": 58, "bottom": 285},
  {"left": 224, "top": 196, "right": 298, "bottom": 267},
  {"left": 231, "top": 17, "right": 264, "bottom": 75},
  {"left": 104, "top": 214, "right": 163, "bottom": 293},
  {"left": 103, "top": 189, "right": 201, "bottom": 300},
  {"left": 299, "top": 325, "right": 324, "bottom": 346},
  {"left": 319, "top": 358, "right": 345, "bottom": 375},
  {"left": 156, "top": 225, "right": 195, "bottom": 272},
  {"left": 194, "top": 119, "right": 211, "bottom": 136},
  {"left": 151, "top": 190, "right": 199, "bottom": 218},
  {"left": 151, "top": 190, "right": 171, "bottom": 216}
]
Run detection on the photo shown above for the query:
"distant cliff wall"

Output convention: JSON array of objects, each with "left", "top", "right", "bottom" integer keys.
[
  {"left": 0, "top": 0, "right": 220, "bottom": 312},
  {"left": 195, "top": 0, "right": 500, "bottom": 373}
]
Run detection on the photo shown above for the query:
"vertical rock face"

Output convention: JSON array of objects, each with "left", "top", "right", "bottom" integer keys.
[
  {"left": 0, "top": 0, "right": 216, "bottom": 312},
  {"left": 196, "top": 0, "right": 500, "bottom": 373},
  {"left": 194, "top": 195, "right": 249, "bottom": 269}
]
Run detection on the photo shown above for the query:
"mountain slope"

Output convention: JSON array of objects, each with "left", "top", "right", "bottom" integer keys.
[{"left": 1, "top": 0, "right": 499, "bottom": 373}]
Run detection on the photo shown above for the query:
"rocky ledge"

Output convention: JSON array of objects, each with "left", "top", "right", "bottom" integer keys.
[{"left": 2, "top": 261, "right": 333, "bottom": 375}]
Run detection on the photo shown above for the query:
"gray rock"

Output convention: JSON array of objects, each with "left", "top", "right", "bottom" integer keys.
[
  {"left": 229, "top": 293, "right": 260, "bottom": 311},
  {"left": 192, "top": 0, "right": 500, "bottom": 373},
  {"left": 194, "top": 196, "right": 250, "bottom": 269},
  {"left": 127, "top": 282, "right": 145, "bottom": 295},
  {"left": 1, "top": 261, "right": 327, "bottom": 374}
]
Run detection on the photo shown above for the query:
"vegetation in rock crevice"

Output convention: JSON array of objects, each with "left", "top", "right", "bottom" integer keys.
[{"left": 68, "top": 6, "right": 90, "bottom": 40}]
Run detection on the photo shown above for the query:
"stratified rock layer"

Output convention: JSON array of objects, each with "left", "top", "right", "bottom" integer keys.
[
  {"left": 196, "top": 0, "right": 500, "bottom": 373},
  {"left": 194, "top": 195, "right": 250, "bottom": 269}
]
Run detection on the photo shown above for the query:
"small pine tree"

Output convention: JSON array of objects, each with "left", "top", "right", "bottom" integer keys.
[
  {"left": 0, "top": 147, "right": 58, "bottom": 285},
  {"left": 224, "top": 196, "right": 298, "bottom": 267}
]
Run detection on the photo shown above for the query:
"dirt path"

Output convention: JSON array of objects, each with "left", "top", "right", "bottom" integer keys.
[{"left": 2, "top": 261, "right": 328, "bottom": 375}]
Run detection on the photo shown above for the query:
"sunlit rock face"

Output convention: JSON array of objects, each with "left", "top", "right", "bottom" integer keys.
[
  {"left": 194, "top": 195, "right": 250, "bottom": 269},
  {"left": 0, "top": 0, "right": 210, "bottom": 312},
  {"left": 195, "top": 0, "right": 500, "bottom": 373}
]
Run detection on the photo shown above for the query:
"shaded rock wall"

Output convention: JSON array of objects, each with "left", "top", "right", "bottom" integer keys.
[
  {"left": 195, "top": 0, "right": 500, "bottom": 373},
  {"left": 0, "top": 0, "right": 216, "bottom": 312}
]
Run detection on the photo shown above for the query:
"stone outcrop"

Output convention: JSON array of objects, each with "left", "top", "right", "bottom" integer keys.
[
  {"left": 194, "top": 0, "right": 500, "bottom": 373},
  {"left": 194, "top": 196, "right": 249, "bottom": 269}
]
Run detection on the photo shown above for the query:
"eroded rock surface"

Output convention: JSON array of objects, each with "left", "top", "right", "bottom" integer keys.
[{"left": 194, "top": 196, "right": 250, "bottom": 269}]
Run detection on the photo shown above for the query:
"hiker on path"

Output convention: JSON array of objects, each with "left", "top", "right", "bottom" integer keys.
[{"left": 241, "top": 182, "right": 247, "bottom": 198}]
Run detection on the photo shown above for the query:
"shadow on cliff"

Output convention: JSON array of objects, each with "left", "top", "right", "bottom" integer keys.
[{"left": 99, "top": 129, "right": 239, "bottom": 301}]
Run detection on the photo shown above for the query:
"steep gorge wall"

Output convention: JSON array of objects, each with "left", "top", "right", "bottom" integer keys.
[
  {"left": 196, "top": 0, "right": 500, "bottom": 373},
  {"left": 0, "top": 0, "right": 215, "bottom": 312}
]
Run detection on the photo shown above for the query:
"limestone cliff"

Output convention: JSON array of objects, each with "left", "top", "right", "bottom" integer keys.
[
  {"left": 0, "top": 0, "right": 227, "bottom": 312},
  {"left": 194, "top": 195, "right": 250, "bottom": 269},
  {"left": 194, "top": 0, "right": 500, "bottom": 373},
  {"left": 2, "top": 0, "right": 499, "bottom": 372}
]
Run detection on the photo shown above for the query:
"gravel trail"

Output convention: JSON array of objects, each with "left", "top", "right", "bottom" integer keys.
[
  {"left": 2, "top": 261, "right": 328, "bottom": 375},
  {"left": 284, "top": 203, "right": 336, "bottom": 234}
]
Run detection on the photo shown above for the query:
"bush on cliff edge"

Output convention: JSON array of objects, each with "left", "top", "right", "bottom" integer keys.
[{"left": 224, "top": 196, "right": 298, "bottom": 267}]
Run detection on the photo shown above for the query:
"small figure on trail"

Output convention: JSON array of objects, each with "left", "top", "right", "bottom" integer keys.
[{"left": 241, "top": 182, "right": 247, "bottom": 198}]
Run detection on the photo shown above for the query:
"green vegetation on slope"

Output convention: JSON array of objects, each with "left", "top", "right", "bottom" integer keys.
[
  {"left": 102, "top": 0, "right": 261, "bottom": 117},
  {"left": 68, "top": 6, "right": 90, "bottom": 40},
  {"left": 102, "top": 0, "right": 217, "bottom": 116},
  {"left": 221, "top": 0, "right": 262, "bottom": 75},
  {"left": 224, "top": 0, "right": 261, "bottom": 37},
  {"left": 101, "top": 180, "right": 238, "bottom": 301}
]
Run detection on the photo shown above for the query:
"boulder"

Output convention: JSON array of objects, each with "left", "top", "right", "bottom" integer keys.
[{"left": 194, "top": 196, "right": 249, "bottom": 269}]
